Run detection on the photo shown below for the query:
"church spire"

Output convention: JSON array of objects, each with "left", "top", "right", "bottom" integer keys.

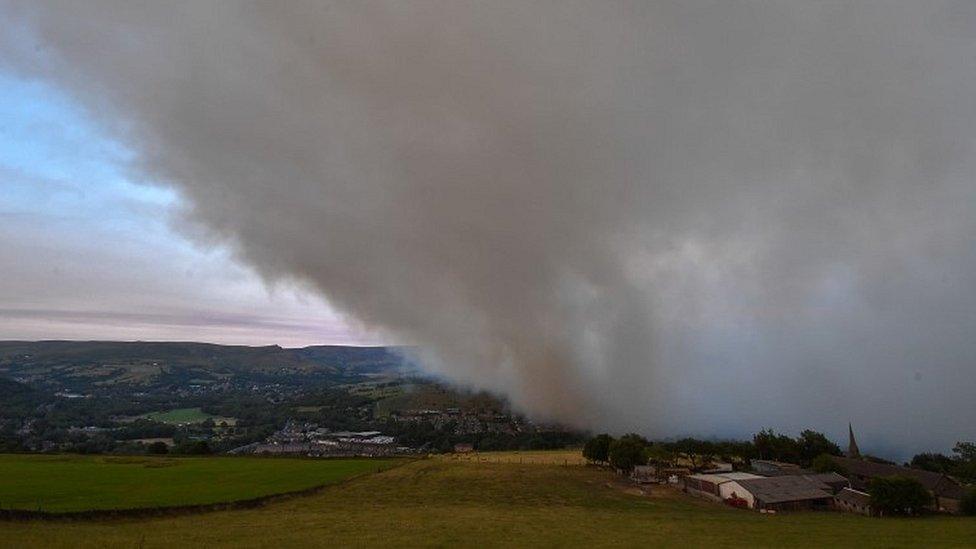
[{"left": 847, "top": 423, "right": 861, "bottom": 458}]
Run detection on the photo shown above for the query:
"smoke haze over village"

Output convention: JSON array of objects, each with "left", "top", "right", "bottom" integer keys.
[{"left": 1, "top": 1, "right": 975, "bottom": 459}]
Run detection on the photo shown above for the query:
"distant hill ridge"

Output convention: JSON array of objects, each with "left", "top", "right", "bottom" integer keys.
[{"left": 0, "top": 341, "right": 416, "bottom": 389}]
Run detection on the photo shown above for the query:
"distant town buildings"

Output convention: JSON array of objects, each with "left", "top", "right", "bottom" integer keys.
[{"left": 229, "top": 420, "right": 416, "bottom": 458}]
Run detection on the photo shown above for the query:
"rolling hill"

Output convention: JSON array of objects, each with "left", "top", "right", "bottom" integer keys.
[{"left": 0, "top": 341, "right": 413, "bottom": 391}]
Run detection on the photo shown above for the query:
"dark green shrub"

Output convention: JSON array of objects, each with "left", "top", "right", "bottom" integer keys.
[
  {"left": 582, "top": 434, "right": 613, "bottom": 464},
  {"left": 868, "top": 476, "right": 932, "bottom": 516},
  {"left": 960, "top": 488, "right": 976, "bottom": 516}
]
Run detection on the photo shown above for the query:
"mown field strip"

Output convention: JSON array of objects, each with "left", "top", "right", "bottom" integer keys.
[{"left": 0, "top": 454, "right": 400, "bottom": 513}]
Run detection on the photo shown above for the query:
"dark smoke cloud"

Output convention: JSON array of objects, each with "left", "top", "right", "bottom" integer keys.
[{"left": 3, "top": 1, "right": 974, "bottom": 458}]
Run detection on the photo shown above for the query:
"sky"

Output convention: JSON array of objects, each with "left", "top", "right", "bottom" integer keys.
[
  {"left": 0, "top": 73, "right": 380, "bottom": 347},
  {"left": 0, "top": 1, "right": 974, "bottom": 459}
]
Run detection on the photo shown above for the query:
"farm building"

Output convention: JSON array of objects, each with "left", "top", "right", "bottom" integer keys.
[
  {"left": 834, "top": 488, "right": 873, "bottom": 516},
  {"left": 685, "top": 473, "right": 835, "bottom": 512},
  {"left": 830, "top": 457, "right": 966, "bottom": 513},
  {"left": 684, "top": 474, "right": 736, "bottom": 502},
  {"left": 799, "top": 472, "right": 849, "bottom": 495},
  {"left": 683, "top": 472, "right": 763, "bottom": 503},
  {"left": 733, "top": 476, "right": 834, "bottom": 512}
]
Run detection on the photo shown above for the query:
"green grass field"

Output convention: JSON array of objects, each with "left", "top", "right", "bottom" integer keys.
[
  {"left": 0, "top": 454, "right": 397, "bottom": 513},
  {"left": 139, "top": 407, "right": 234, "bottom": 425},
  {"left": 1, "top": 454, "right": 973, "bottom": 547}
]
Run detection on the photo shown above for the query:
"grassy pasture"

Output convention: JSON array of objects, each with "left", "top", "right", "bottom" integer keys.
[
  {"left": 1, "top": 452, "right": 974, "bottom": 547},
  {"left": 0, "top": 454, "right": 397, "bottom": 513},
  {"left": 448, "top": 449, "right": 587, "bottom": 465},
  {"left": 139, "top": 407, "right": 235, "bottom": 425}
]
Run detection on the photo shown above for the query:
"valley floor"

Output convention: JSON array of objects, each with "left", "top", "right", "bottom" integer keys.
[{"left": 1, "top": 455, "right": 974, "bottom": 548}]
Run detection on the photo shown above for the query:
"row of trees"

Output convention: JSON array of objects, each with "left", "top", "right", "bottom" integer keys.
[
  {"left": 753, "top": 429, "right": 842, "bottom": 466},
  {"left": 910, "top": 442, "right": 976, "bottom": 484},
  {"left": 583, "top": 428, "right": 843, "bottom": 472},
  {"left": 869, "top": 477, "right": 975, "bottom": 516}
]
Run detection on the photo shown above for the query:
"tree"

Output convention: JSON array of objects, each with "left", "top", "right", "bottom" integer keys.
[
  {"left": 720, "top": 440, "right": 757, "bottom": 464},
  {"left": 868, "top": 476, "right": 932, "bottom": 516},
  {"left": 673, "top": 438, "right": 715, "bottom": 470},
  {"left": 147, "top": 441, "right": 169, "bottom": 455},
  {"left": 797, "top": 430, "right": 841, "bottom": 466},
  {"left": 910, "top": 452, "right": 954, "bottom": 474},
  {"left": 618, "top": 433, "right": 650, "bottom": 446},
  {"left": 752, "top": 429, "right": 801, "bottom": 464},
  {"left": 952, "top": 442, "right": 976, "bottom": 463},
  {"left": 645, "top": 443, "right": 677, "bottom": 467},
  {"left": 582, "top": 434, "right": 613, "bottom": 464},
  {"left": 174, "top": 440, "right": 211, "bottom": 455},
  {"left": 608, "top": 438, "right": 645, "bottom": 472},
  {"left": 951, "top": 460, "right": 976, "bottom": 484},
  {"left": 946, "top": 441, "right": 976, "bottom": 483},
  {"left": 811, "top": 454, "right": 846, "bottom": 474},
  {"left": 960, "top": 488, "right": 976, "bottom": 516}
]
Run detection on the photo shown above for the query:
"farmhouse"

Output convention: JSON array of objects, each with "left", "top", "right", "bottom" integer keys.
[{"left": 830, "top": 456, "right": 966, "bottom": 513}]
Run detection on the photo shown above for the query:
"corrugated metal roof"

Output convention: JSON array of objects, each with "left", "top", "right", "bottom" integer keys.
[
  {"left": 735, "top": 476, "right": 833, "bottom": 504},
  {"left": 719, "top": 472, "right": 764, "bottom": 480},
  {"left": 802, "top": 472, "right": 849, "bottom": 485},
  {"left": 686, "top": 473, "right": 735, "bottom": 484}
]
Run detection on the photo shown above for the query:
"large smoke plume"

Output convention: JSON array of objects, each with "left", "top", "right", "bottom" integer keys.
[{"left": 3, "top": 1, "right": 974, "bottom": 456}]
